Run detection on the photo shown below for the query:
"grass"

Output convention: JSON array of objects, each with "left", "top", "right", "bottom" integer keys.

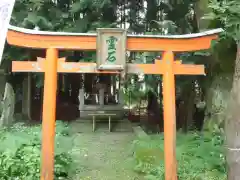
[
  {"left": 132, "top": 131, "right": 226, "bottom": 180},
  {"left": 0, "top": 121, "right": 75, "bottom": 180},
  {"left": 0, "top": 120, "right": 140, "bottom": 180},
  {"left": 0, "top": 120, "right": 227, "bottom": 180}
]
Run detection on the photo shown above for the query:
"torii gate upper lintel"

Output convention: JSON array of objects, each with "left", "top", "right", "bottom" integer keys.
[{"left": 7, "top": 26, "right": 223, "bottom": 180}]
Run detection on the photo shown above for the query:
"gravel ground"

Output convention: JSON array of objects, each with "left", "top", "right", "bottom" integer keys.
[{"left": 69, "top": 121, "right": 143, "bottom": 180}]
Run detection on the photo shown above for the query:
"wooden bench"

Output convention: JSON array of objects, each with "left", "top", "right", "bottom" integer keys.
[{"left": 88, "top": 113, "right": 116, "bottom": 132}]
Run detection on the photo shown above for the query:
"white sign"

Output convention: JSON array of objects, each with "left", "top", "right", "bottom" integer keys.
[{"left": 0, "top": 0, "right": 16, "bottom": 64}]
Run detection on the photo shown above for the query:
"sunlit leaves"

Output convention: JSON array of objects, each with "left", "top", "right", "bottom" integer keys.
[
  {"left": 70, "top": 0, "right": 111, "bottom": 13},
  {"left": 151, "top": 20, "right": 178, "bottom": 34},
  {"left": 70, "top": 0, "right": 87, "bottom": 13},
  {"left": 204, "top": 0, "right": 240, "bottom": 41},
  {"left": 29, "top": 0, "right": 44, "bottom": 11},
  {"left": 22, "top": 12, "right": 52, "bottom": 30}
]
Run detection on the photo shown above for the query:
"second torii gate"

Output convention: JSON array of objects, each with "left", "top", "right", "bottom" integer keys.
[{"left": 7, "top": 26, "right": 223, "bottom": 180}]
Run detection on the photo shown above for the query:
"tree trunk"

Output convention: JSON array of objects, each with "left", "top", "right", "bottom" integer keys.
[
  {"left": 0, "top": 82, "right": 15, "bottom": 127},
  {"left": 182, "top": 80, "right": 196, "bottom": 132},
  {"left": 194, "top": 0, "right": 211, "bottom": 30},
  {"left": 226, "top": 42, "right": 240, "bottom": 180},
  {"left": 22, "top": 74, "right": 31, "bottom": 120}
]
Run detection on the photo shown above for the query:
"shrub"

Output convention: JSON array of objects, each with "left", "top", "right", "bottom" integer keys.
[{"left": 0, "top": 121, "right": 74, "bottom": 180}]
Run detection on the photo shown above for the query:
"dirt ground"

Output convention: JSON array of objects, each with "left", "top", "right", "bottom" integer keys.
[{"left": 68, "top": 120, "right": 143, "bottom": 180}]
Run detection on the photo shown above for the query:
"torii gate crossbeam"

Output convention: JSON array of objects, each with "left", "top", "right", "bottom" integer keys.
[{"left": 7, "top": 26, "right": 223, "bottom": 180}]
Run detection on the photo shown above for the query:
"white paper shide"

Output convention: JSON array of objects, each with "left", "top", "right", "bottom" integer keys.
[{"left": 0, "top": 0, "right": 16, "bottom": 64}]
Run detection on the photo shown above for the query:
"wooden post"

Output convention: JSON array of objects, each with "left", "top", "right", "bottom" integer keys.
[
  {"left": 99, "top": 87, "right": 104, "bottom": 106},
  {"left": 79, "top": 88, "right": 85, "bottom": 110},
  {"left": 40, "top": 48, "right": 58, "bottom": 180},
  {"left": 162, "top": 52, "right": 177, "bottom": 180}
]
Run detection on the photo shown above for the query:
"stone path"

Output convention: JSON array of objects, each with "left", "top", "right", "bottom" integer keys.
[{"left": 69, "top": 121, "right": 143, "bottom": 180}]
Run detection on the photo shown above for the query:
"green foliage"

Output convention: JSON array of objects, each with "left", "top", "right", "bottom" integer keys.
[
  {"left": 132, "top": 132, "right": 226, "bottom": 180},
  {"left": 150, "top": 20, "right": 178, "bottom": 34},
  {"left": 12, "top": 0, "right": 118, "bottom": 32},
  {"left": 204, "top": 0, "right": 240, "bottom": 41},
  {"left": 0, "top": 121, "right": 74, "bottom": 180}
]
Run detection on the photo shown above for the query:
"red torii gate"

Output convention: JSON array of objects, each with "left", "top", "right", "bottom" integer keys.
[{"left": 7, "top": 26, "right": 222, "bottom": 180}]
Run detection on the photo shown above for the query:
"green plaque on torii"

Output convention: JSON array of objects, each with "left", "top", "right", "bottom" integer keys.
[{"left": 97, "top": 28, "right": 127, "bottom": 71}]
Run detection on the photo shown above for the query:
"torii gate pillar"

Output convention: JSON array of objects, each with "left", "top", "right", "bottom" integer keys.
[
  {"left": 41, "top": 48, "right": 58, "bottom": 180},
  {"left": 162, "top": 51, "right": 177, "bottom": 180}
]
